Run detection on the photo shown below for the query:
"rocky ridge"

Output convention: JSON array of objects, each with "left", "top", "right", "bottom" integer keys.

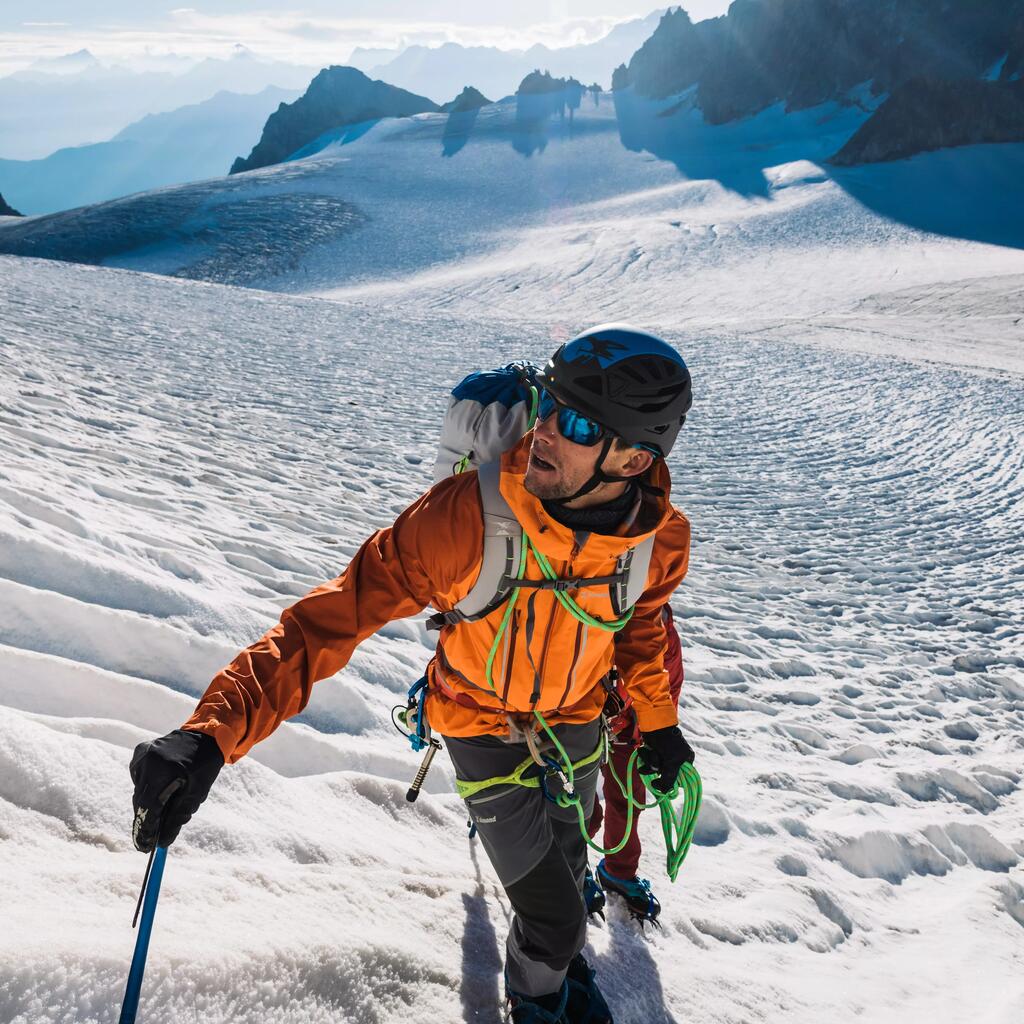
[
  {"left": 613, "top": 0, "right": 1024, "bottom": 162},
  {"left": 231, "top": 66, "right": 438, "bottom": 174},
  {"left": 440, "top": 86, "right": 491, "bottom": 113},
  {"left": 0, "top": 193, "right": 22, "bottom": 217},
  {"left": 833, "top": 77, "right": 1024, "bottom": 165}
]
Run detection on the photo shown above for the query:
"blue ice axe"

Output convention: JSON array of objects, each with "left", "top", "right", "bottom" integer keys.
[{"left": 118, "top": 845, "right": 168, "bottom": 1024}]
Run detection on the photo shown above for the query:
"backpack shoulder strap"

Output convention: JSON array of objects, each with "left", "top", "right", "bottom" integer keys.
[
  {"left": 610, "top": 534, "right": 655, "bottom": 617},
  {"left": 427, "top": 461, "right": 522, "bottom": 630},
  {"left": 427, "top": 464, "right": 657, "bottom": 631}
]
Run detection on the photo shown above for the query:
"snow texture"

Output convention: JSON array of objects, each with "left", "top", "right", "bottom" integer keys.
[{"left": 0, "top": 86, "right": 1023, "bottom": 1024}]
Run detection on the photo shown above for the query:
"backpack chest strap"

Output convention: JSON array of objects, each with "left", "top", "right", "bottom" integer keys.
[{"left": 427, "top": 460, "right": 655, "bottom": 632}]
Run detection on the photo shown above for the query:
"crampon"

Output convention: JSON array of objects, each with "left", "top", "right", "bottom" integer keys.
[{"left": 596, "top": 859, "right": 661, "bottom": 927}]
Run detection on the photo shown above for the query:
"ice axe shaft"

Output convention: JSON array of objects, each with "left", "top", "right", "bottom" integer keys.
[
  {"left": 406, "top": 738, "right": 441, "bottom": 802},
  {"left": 119, "top": 845, "right": 168, "bottom": 1024}
]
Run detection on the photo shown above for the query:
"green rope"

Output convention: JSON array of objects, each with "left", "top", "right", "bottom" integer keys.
[
  {"left": 526, "top": 383, "right": 539, "bottom": 429},
  {"left": 532, "top": 710, "right": 701, "bottom": 876}
]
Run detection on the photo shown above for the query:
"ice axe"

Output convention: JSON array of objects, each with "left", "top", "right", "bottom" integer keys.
[{"left": 118, "top": 844, "right": 169, "bottom": 1023}]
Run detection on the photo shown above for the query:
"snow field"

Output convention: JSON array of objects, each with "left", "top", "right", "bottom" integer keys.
[
  {"left": 1, "top": 254, "right": 1022, "bottom": 1022},
  {"left": 5, "top": 98, "right": 1024, "bottom": 380}
]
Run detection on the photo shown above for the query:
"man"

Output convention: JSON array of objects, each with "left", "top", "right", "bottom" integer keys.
[{"left": 129, "top": 324, "right": 695, "bottom": 1024}]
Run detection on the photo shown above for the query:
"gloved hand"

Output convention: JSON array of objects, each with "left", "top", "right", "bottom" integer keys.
[
  {"left": 130, "top": 729, "right": 224, "bottom": 852},
  {"left": 638, "top": 725, "right": 695, "bottom": 794}
]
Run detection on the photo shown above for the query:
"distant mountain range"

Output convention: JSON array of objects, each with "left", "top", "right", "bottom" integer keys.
[
  {"left": 0, "top": 87, "right": 300, "bottom": 215},
  {"left": 355, "top": 11, "right": 665, "bottom": 103},
  {"left": 0, "top": 192, "right": 20, "bottom": 217},
  {"left": 0, "top": 48, "right": 318, "bottom": 160},
  {"left": 611, "top": 0, "right": 1024, "bottom": 163},
  {"left": 4, "top": 0, "right": 1022, "bottom": 213}
]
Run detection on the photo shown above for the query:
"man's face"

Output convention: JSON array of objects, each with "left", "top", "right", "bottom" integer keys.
[
  {"left": 524, "top": 405, "right": 605, "bottom": 500},
  {"left": 524, "top": 404, "right": 654, "bottom": 503}
]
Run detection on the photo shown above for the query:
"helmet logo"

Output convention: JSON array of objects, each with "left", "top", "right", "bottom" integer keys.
[{"left": 572, "top": 337, "right": 628, "bottom": 368}]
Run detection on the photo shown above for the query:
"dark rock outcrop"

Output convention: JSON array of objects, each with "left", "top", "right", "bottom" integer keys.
[
  {"left": 616, "top": 0, "right": 1024, "bottom": 124},
  {"left": 517, "top": 70, "right": 585, "bottom": 98},
  {"left": 832, "top": 77, "right": 1024, "bottom": 165},
  {"left": 512, "top": 72, "right": 588, "bottom": 156},
  {"left": 440, "top": 86, "right": 491, "bottom": 113},
  {"left": 617, "top": 8, "right": 713, "bottom": 103},
  {"left": 230, "top": 66, "right": 438, "bottom": 174},
  {"left": 0, "top": 193, "right": 22, "bottom": 216}
]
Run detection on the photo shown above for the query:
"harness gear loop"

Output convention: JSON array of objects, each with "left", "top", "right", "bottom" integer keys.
[{"left": 454, "top": 738, "right": 605, "bottom": 802}]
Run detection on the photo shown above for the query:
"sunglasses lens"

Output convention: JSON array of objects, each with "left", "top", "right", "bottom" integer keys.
[
  {"left": 538, "top": 389, "right": 605, "bottom": 446},
  {"left": 559, "top": 407, "right": 604, "bottom": 446}
]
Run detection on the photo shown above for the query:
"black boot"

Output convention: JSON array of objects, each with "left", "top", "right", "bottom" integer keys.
[
  {"left": 505, "top": 975, "right": 569, "bottom": 1023},
  {"left": 564, "top": 954, "right": 613, "bottom": 1024},
  {"left": 583, "top": 866, "right": 606, "bottom": 919}
]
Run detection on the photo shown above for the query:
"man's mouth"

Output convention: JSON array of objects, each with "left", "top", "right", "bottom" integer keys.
[{"left": 531, "top": 453, "right": 556, "bottom": 473}]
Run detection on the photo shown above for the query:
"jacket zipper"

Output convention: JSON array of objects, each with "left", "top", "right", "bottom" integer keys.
[
  {"left": 537, "top": 536, "right": 584, "bottom": 708},
  {"left": 557, "top": 620, "right": 585, "bottom": 709},
  {"left": 500, "top": 609, "right": 520, "bottom": 705}
]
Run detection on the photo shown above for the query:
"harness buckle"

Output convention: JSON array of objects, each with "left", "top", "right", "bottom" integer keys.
[{"left": 550, "top": 577, "right": 582, "bottom": 592}]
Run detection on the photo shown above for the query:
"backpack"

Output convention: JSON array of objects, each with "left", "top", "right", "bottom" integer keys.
[{"left": 427, "top": 362, "right": 654, "bottom": 632}]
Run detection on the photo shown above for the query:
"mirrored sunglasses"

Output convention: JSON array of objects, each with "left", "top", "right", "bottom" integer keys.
[{"left": 537, "top": 390, "right": 608, "bottom": 447}]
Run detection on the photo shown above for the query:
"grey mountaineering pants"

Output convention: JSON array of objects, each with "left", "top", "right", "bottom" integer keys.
[{"left": 444, "top": 718, "right": 602, "bottom": 998}]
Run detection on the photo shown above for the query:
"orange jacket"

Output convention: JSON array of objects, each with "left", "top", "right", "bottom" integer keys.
[{"left": 183, "top": 435, "right": 690, "bottom": 764}]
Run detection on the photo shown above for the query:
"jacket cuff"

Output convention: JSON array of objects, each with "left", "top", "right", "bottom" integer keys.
[
  {"left": 181, "top": 715, "right": 239, "bottom": 764},
  {"left": 633, "top": 702, "right": 678, "bottom": 732}
]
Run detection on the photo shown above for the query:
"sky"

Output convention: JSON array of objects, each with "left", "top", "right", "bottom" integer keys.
[{"left": 0, "top": 1, "right": 734, "bottom": 75}]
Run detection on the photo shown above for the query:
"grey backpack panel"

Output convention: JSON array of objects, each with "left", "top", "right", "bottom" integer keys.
[
  {"left": 611, "top": 537, "right": 655, "bottom": 617},
  {"left": 451, "top": 460, "right": 523, "bottom": 619},
  {"left": 432, "top": 392, "right": 533, "bottom": 483}
]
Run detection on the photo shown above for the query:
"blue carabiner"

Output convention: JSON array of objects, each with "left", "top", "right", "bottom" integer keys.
[{"left": 406, "top": 675, "right": 429, "bottom": 752}]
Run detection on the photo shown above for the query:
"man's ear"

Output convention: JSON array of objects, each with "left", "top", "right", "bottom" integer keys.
[{"left": 619, "top": 447, "right": 654, "bottom": 478}]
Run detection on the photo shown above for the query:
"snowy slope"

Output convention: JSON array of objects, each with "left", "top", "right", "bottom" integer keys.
[
  {"left": 1, "top": 254, "right": 1022, "bottom": 1024},
  {"left": 1, "top": 91, "right": 1022, "bottom": 372}
]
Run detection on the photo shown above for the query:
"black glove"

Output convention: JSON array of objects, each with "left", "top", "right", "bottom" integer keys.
[
  {"left": 130, "top": 729, "right": 224, "bottom": 852},
  {"left": 638, "top": 725, "right": 695, "bottom": 794}
]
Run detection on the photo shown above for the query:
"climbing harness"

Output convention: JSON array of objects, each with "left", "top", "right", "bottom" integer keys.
[{"left": 454, "top": 733, "right": 606, "bottom": 802}]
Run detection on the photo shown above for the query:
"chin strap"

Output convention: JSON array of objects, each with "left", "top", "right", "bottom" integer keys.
[
  {"left": 550, "top": 438, "right": 663, "bottom": 505},
  {"left": 550, "top": 438, "right": 619, "bottom": 505}
]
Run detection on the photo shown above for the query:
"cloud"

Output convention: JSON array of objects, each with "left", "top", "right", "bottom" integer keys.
[{"left": 0, "top": 4, "right": 683, "bottom": 78}]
